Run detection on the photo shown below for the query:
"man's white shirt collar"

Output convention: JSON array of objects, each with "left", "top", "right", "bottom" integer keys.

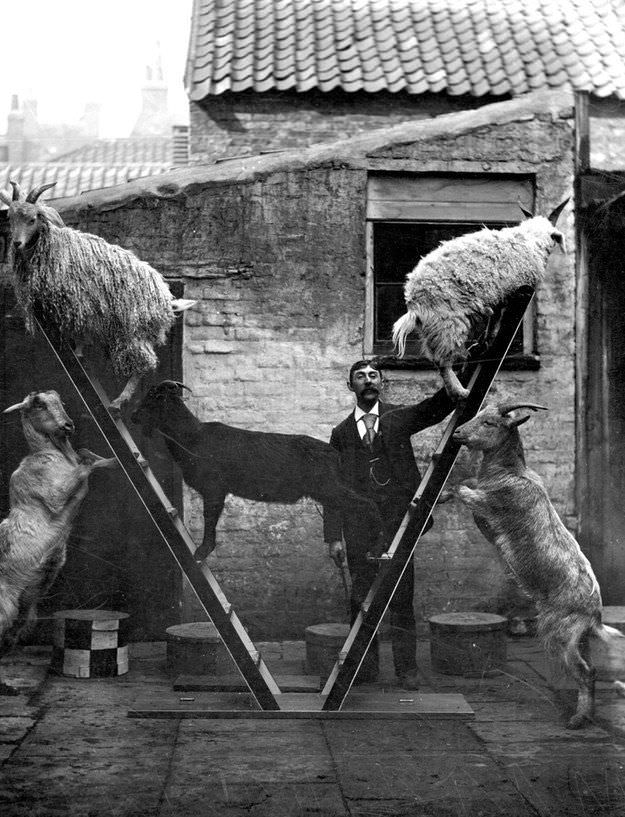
[{"left": 354, "top": 402, "right": 380, "bottom": 438}]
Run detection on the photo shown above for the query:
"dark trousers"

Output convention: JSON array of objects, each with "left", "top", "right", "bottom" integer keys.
[{"left": 344, "top": 496, "right": 417, "bottom": 677}]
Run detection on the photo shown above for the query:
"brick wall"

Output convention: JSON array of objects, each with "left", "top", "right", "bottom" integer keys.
[
  {"left": 190, "top": 89, "right": 623, "bottom": 173},
  {"left": 58, "top": 99, "right": 576, "bottom": 640},
  {"left": 189, "top": 89, "right": 488, "bottom": 163}
]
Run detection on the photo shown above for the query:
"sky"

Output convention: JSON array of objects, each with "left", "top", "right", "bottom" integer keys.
[{"left": 1, "top": 0, "right": 194, "bottom": 138}]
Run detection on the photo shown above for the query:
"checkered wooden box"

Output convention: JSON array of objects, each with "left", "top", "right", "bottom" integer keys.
[{"left": 51, "top": 609, "right": 130, "bottom": 678}]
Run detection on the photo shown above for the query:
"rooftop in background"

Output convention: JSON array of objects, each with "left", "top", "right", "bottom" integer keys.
[
  {"left": 51, "top": 137, "right": 174, "bottom": 165},
  {"left": 0, "top": 163, "right": 174, "bottom": 201},
  {"left": 185, "top": 0, "right": 625, "bottom": 100}
]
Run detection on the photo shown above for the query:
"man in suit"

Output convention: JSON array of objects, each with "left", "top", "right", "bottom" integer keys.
[{"left": 323, "top": 359, "right": 456, "bottom": 689}]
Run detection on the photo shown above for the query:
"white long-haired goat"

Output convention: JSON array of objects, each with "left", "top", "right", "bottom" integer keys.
[
  {"left": 0, "top": 181, "right": 196, "bottom": 415},
  {"left": 0, "top": 391, "right": 116, "bottom": 694},
  {"left": 392, "top": 200, "right": 568, "bottom": 401}
]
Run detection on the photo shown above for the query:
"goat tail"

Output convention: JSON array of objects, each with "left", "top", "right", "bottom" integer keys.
[
  {"left": 392, "top": 311, "right": 418, "bottom": 357},
  {"left": 595, "top": 623, "right": 625, "bottom": 643},
  {"left": 594, "top": 622, "right": 625, "bottom": 696}
]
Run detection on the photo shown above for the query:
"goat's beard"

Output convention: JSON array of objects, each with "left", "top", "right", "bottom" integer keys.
[{"left": 50, "top": 433, "right": 76, "bottom": 463}]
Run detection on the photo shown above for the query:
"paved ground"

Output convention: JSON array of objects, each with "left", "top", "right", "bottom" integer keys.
[{"left": 1, "top": 636, "right": 625, "bottom": 817}]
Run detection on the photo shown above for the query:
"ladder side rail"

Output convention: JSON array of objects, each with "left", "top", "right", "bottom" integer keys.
[
  {"left": 34, "top": 318, "right": 281, "bottom": 710},
  {"left": 322, "top": 287, "right": 535, "bottom": 709}
]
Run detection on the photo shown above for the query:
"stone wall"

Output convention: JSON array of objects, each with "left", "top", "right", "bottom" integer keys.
[
  {"left": 189, "top": 90, "right": 488, "bottom": 164},
  {"left": 57, "top": 97, "right": 577, "bottom": 640},
  {"left": 190, "top": 89, "right": 623, "bottom": 173}
]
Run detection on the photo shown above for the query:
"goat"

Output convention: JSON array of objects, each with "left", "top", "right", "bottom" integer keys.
[
  {"left": 453, "top": 401, "right": 624, "bottom": 728},
  {"left": 131, "top": 381, "right": 384, "bottom": 562},
  {"left": 392, "top": 200, "right": 568, "bottom": 402},
  {"left": 0, "top": 181, "right": 195, "bottom": 415},
  {"left": 0, "top": 390, "right": 116, "bottom": 694}
]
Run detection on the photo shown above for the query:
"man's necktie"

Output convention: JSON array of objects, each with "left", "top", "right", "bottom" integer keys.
[{"left": 362, "top": 413, "right": 377, "bottom": 447}]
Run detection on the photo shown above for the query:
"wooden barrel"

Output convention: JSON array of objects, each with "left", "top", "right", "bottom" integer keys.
[
  {"left": 52, "top": 609, "right": 129, "bottom": 678},
  {"left": 165, "top": 622, "right": 233, "bottom": 676},
  {"left": 429, "top": 612, "right": 507, "bottom": 677},
  {"left": 304, "top": 623, "right": 350, "bottom": 684}
]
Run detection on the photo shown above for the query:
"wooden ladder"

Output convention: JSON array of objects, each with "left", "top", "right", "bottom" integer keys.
[
  {"left": 321, "top": 286, "right": 535, "bottom": 710},
  {"left": 34, "top": 318, "right": 282, "bottom": 712},
  {"left": 34, "top": 284, "right": 533, "bottom": 714}
]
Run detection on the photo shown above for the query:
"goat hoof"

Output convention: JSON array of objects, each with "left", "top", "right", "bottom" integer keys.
[
  {"left": 0, "top": 682, "right": 20, "bottom": 697},
  {"left": 566, "top": 712, "right": 592, "bottom": 730}
]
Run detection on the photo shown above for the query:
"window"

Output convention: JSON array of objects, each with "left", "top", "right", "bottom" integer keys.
[{"left": 365, "top": 174, "right": 539, "bottom": 368}]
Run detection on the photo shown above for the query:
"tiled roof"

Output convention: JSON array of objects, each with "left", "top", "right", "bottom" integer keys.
[
  {"left": 51, "top": 137, "right": 173, "bottom": 165},
  {"left": 185, "top": 0, "right": 625, "bottom": 100},
  {"left": 0, "top": 163, "right": 171, "bottom": 202}
]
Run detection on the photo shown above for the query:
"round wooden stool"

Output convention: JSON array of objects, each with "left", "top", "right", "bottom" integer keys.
[
  {"left": 52, "top": 609, "right": 129, "bottom": 678},
  {"left": 304, "top": 623, "right": 350, "bottom": 684},
  {"left": 165, "top": 622, "right": 233, "bottom": 676},
  {"left": 429, "top": 612, "right": 507, "bottom": 677}
]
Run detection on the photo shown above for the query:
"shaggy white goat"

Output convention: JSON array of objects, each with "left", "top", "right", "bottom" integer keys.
[
  {"left": 0, "top": 182, "right": 196, "bottom": 415},
  {"left": 392, "top": 200, "right": 568, "bottom": 401},
  {"left": 453, "top": 401, "right": 625, "bottom": 728},
  {"left": 0, "top": 391, "right": 116, "bottom": 694}
]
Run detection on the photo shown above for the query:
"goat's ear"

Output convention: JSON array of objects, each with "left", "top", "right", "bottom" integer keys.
[
  {"left": 0, "top": 190, "right": 11, "bottom": 207},
  {"left": 3, "top": 396, "right": 29, "bottom": 414}
]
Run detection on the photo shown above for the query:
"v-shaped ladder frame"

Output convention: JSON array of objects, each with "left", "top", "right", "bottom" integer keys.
[
  {"left": 34, "top": 317, "right": 282, "bottom": 712},
  {"left": 321, "top": 286, "right": 536, "bottom": 711},
  {"left": 33, "top": 284, "right": 534, "bottom": 714}
]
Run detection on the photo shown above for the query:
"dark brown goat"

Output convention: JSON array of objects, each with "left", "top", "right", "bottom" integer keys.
[
  {"left": 0, "top": 391, "right": 116, "bottom": 694},
  {"left": 131, "top": 381, "right": 383, "bottom": 562},
  {"left": 453, "top": 401, "right": 624, "bottom": 728}
]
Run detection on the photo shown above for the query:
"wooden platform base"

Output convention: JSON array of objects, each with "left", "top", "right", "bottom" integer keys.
[
  {"left": 173, "top": 673, "right": 321, "bottom": 693},
  {"left": 128, "top": 691, "right": 474, "bottom": 720}
]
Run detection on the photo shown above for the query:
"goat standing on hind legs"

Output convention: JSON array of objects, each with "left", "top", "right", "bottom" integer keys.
[
  {"left": 0, "top": 391, "right": 117, "bottom": 695},
  {"left": 0, "top": 181, "right": 196, "bottom": 416},
  {"left": 453, "top": 402, "right": 625, "bottom": 729}
]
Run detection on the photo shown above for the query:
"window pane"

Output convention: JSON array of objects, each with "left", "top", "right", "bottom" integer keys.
[{"left": 372, "top": 221, "right": 526, "bottom": 357}]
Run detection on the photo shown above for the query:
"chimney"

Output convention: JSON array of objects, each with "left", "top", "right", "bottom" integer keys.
[
  {"left": 80, "top": 102, "right": 101, "bottom": 139},
  {"left": 131, "top": 46, "right": 173, "bottom": 137}
]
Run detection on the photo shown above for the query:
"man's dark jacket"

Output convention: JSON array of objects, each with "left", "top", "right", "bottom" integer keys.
[{"left": 323, "top": 388, "right": 454, "bottom": 544}]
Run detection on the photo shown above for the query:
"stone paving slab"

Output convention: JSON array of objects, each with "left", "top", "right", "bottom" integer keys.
[
  {"left": 2, "top": 637, "right": 625, "bottom": 817},
  {"left": 160, "top": 782, "right": 346, "bottom": 817}
]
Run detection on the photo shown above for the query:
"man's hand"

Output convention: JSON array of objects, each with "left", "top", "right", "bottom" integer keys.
[{"left": 328, "top": 540, "right": 346, "bottom": 568}]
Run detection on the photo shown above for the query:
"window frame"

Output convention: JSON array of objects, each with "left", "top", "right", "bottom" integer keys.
[{"left": 364, "top": 174, "right": 540, "bottom": 371}]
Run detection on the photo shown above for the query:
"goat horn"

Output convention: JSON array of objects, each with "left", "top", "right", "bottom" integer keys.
[
  {"left": 518, "top": 203, "right": 533, "bottom": 219},
  {"left": 26, "top": 182, "right": 57, "bottom": 203},
  {"left": 547, "top": 198, "right": 570, "bottom": 226},
  {"left": 9, "top": 180, "right": 22, "bottom": 201},
  {"left": 160, "top": 379, "right": 192, "bottom": 393},
  {"left": 498, "top": 402, "right": 548, "bottom": 416}
]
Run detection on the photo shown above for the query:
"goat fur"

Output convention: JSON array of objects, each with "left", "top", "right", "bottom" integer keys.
[
  {"left": 0, "top": 390, "right": 116, "bottom": 694},
  {"left": 1, "top": 182, "right": 195, "bottom": 411},
  {"left": 453, "top": 402, "right": 624, "bottom": 728},
  {"left": 131, "top": 381, "right": 384, "bottom": 562},
  {"left": 392, "top": 206, "right": 567, "bottom": 401}
]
